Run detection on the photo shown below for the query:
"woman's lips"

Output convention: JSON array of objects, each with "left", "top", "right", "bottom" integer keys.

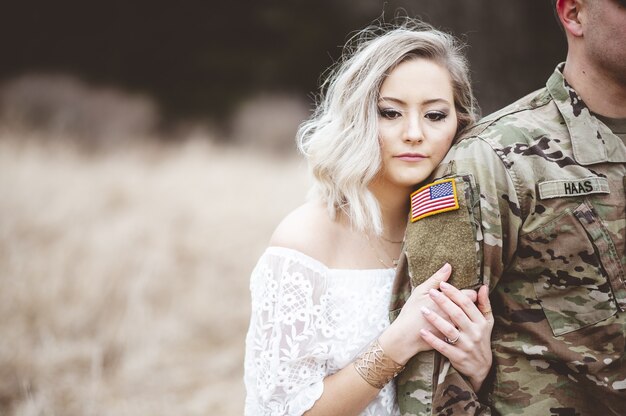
[{"left": 395, "top": 153, "right": 427, "bottom": 162}]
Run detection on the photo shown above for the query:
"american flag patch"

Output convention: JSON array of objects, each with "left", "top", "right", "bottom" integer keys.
[{"left": 410, "top": 179, "right": 459, "bottom": 222}]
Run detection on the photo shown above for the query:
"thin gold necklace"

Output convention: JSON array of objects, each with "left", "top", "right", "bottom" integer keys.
[
  {"left": 365, "top": 233, "right": 399, "bottom": 269},
  {"left": 380, "top": 235, "right": 404, "bottom": 244}
]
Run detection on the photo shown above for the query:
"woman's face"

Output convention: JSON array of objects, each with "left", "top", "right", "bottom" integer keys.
[{"left": 376, "top": 58, "right": 458, "bottom": 192}]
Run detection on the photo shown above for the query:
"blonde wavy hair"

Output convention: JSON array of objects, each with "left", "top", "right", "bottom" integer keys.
[{"left": 297, "top": 19, "right": 478, "bottom": 235}]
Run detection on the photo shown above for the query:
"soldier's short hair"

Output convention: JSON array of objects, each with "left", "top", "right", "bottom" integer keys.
[{"left": 296, "top": 17, "right": 477, "bottom": 235}]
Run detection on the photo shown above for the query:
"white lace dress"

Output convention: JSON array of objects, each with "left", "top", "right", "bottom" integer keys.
[{"left": 244, "top": 247, "right": 400, "bottom": 416}]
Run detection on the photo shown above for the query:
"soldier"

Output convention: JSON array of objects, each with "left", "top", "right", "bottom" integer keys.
[{"left": 393, "top": 0, "right": 626, "bottom": 414}]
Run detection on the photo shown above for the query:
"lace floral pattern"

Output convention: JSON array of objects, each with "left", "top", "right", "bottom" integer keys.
[{"left": 244, "top": 247, "right": 400, "bottom": 416}]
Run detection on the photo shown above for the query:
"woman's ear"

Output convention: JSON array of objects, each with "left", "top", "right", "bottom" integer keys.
[{"left": 556, "top": 0, "right": 584, "bottom": 37}]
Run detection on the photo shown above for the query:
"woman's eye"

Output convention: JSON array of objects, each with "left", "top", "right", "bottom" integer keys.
[
  {"left": 425, "top": 111, "right": 447, "bottom": 121},
  {"left": 379, "top": 108, "right": 402, "bottom": 119}
]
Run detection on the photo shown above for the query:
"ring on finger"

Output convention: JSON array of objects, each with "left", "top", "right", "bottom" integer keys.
[
  {"left": 482, "top": 309, "right": 492, "bottom": 315},
  {"left": 444, "top": 333, "right": 460, "bottom": 345}
]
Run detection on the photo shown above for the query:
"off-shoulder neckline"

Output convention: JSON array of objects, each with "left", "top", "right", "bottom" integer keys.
[{"left": 264, "top": 246, "right": 396, "bottom": 275}]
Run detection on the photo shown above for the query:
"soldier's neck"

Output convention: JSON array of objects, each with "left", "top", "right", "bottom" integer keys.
[{"left": 562, "top": 56, "right": 626, "bottom": 118}]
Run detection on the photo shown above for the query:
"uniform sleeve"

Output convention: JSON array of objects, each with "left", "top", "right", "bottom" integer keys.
[
  {"left": 442, "top": 135, "right": 523, "bottom": 290},
  {"left": 243, "top": 250, "right": 329, "bottom": 416},
  {"left": 402, "top": 136, "right": 522, "bottom": 292},
  {"left": 394, "top": 136, "right": 523, "bottom": 416}
]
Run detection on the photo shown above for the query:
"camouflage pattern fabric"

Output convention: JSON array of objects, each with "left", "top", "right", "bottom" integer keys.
[{"left": 392, "top": 63, "right": 626, "bottom": 415}]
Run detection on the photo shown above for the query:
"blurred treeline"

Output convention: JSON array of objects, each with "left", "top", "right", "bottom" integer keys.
[{"left": 0, "top": 0, "right": 565, "bottom": 145}]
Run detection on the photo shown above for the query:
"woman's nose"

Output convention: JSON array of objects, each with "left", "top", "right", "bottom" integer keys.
[{"left": 404, "top": 115, "right": 423, "bottom": 143}]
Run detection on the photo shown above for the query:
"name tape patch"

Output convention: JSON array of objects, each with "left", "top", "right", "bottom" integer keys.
[
  {"left": 410, "top": 179, "right": 459, "bottom": 222},
  {"left": 538, "top": 177, "right": 610, "bottom": 200}
]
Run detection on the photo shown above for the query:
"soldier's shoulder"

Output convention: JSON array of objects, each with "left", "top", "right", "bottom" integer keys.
[{"left": 460, "top": 86, "right": 553, "bottom": 146}]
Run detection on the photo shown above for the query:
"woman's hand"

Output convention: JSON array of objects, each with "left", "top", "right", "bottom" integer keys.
[
  {"left": 419, "top": 283, "right": 493, "bottom": 391},
  {"left": 379, "top": 264, "right": 478, "bottom": 366}
]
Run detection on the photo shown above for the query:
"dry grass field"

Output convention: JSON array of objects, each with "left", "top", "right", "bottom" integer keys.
[{"left": 0, "top": 135, "right": 308, "bottom": 415}]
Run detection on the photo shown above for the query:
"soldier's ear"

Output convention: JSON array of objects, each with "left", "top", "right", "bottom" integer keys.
[{"left": 556, "top": 0, "right": 584, "bottom": 38}]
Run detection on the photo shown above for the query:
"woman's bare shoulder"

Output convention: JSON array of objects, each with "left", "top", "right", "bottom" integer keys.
[{"left": 269, "top": 201, "right": 338, "bottom": 263}]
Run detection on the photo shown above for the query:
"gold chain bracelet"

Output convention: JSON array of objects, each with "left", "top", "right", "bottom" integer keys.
[{"left": 353, "top": 338, "right": 405, "bottom": 389}]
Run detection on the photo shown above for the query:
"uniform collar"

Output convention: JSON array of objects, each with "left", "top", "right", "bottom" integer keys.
[{"left": 547, "top": 63, "right": 626, "bottom": 165}]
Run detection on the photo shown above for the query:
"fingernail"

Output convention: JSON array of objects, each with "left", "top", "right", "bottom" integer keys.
[
  {"left": 440, "top": 281, "right": 451, "bottom": 290},
  {"left": 420, "top": 307, "right": 431, "bottom": 315},
  {"left": 429, "top": 288, "right": 440, "bottom": 298},
  {"left": 419, "top": 328, "right": 429, "bottom": 337},
  {"left": 438, "top": 263, "right": 451, "bottom": 273}
]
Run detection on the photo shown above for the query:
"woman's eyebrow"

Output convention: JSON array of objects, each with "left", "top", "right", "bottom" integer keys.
[{"left": 378, "top": 97, "right": 451, "bottom": 105}]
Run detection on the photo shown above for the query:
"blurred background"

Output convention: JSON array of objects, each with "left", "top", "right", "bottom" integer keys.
[{"left": 0, "top": 1, "right": 565, "bottom": 415}]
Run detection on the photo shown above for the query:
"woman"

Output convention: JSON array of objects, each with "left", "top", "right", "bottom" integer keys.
[{"left": 244, "top": 20, "right": 493, "bottom": 416}]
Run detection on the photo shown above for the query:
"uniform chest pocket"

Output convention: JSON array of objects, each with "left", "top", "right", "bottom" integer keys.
[{"left": 519, "top": 201, "right": 619, "bottom": 336}]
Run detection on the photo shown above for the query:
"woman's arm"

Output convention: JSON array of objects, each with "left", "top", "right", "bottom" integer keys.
[
  {"left": 246, "top": 246, "right": 490, "bottom": 415},
  {"left": 304, "top": 263, "right": 479, "bottom": 416}
]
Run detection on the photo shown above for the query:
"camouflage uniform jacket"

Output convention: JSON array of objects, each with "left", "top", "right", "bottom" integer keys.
[{"left": 391, "top": 64, "right": 626, "bottom": 415}]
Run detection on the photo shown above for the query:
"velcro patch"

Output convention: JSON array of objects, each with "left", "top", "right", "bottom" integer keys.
[
  {"left": 538, "top": 177, "right": 610, "bottom": 199},
  {"left": 410, "top": 179, "right": 459, "bottom": 222},
  {"left": 405, "top": 175, "right": 480, "bottom": 290}
]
